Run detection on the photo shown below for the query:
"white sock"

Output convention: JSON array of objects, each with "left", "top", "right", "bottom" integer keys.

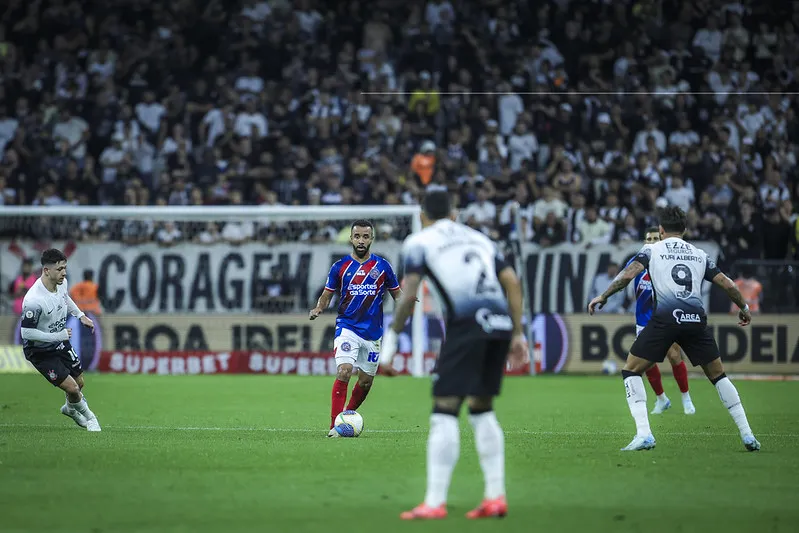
[
  {"left": 424, "top": 413, "right": 460, "bottom": 508},
  {"left": 715, "top": 377, "right": 753, "bottom": 437},
  {"left": 656, "top": 393, "right": 668, "bottom": 402},
  {"left": 469, "top": 411, "right": 505, "bottom": 500},
  {"left": 68, "top": 398, "right": 95, "bottom": 419},
  {"left": 623, "top": 375, "right": 651, "bottom": 437},
  {"left": 682, "top": 391, "right": 692, "bottom": 403}
]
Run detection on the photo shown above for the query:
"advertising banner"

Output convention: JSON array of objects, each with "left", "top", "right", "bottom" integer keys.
[
  {"left": 4, "top": 312, "right": 794, "bottom": 376},
  {"left": 96, "top": 351, "right": 440, "bottom": 376},
  {"left": 560, "top": 314, "right": 799, "bottom": 375},
  {"left": 1, "top": 240, "right": 720, "bottom": 315},
  {"left": 0, "top": 345, "right": 36, "bottom": 374}
]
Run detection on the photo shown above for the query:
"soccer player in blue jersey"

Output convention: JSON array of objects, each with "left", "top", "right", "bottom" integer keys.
[
  {"left": 310, "top": 219, "right": 405, "bottom": 436},
  {"left": 628, "top": 227, "right": 695, "bottom": 415}
]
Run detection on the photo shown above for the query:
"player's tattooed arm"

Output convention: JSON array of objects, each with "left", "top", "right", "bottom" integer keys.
[
  {"left": 390, "top": 273, "right": 422, "bottom": 334},
  {"left": 712, "top": 272, "right": 751, "bottom": 326},
  {"left": 712, "top": 272, "right": 746, "bottom": 309},
  {"left": 602, "top": 261, "right": 644, "bottom": 300},
  {"left": 588, "top": 261, "right": 644, "bottom": 314}
]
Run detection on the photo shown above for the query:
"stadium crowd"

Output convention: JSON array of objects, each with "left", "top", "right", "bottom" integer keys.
[{"left": 0, "top": 0, "right": 797, "bottom": 262}]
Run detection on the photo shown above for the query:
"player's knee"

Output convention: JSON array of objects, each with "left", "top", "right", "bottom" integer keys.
[
  {"left": 433, "top": 396, "right": 462, "bottom": 416},
  {"left": 358, "top": 376, "right": 373, "bottom": 390},
  {"left": 702, "top": 358, "right": 724, "bottom": 381},
  {"left": 61, "top": 380, "right": 80, "bottom": 396},
  {"left": 336, "top": 364, "right": 353, "bottom": 382},
  {"left": 623, "top": 354, "right": 649, "bottom": 374},
  {"left": 75, "top": 375, "right": 85, "bottom": 390},
  {"left": 467, "top": 396, "right": 493, "bottom": 414}
]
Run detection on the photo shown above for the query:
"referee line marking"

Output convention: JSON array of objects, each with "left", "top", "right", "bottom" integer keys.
[{"left": 0, "top": 423, "right": 796, "bottom": 438}]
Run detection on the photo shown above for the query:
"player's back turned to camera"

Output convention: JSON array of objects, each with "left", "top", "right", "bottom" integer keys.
[
  {"left": 589, "top": 206, "right": 759, "bottom": 452},
  {"left": 309, "top": 219, "right": 404, "bottom": 437},
  {"left": 626, "top": 227, "right": 695, "bottom": 416},
  {"left": 20, "top": 248, "right": 101, "bottom": 431},
  {"left": 379, "top": 190, "right": 528, "bottom": 520}
]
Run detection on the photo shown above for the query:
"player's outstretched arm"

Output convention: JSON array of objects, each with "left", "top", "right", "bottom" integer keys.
[
  {"left": 712, "top": 272, "right": 752, "bottom": 326},
  {"left": 309, "top": 289, "right": 334, "bottom": 320},
  {"left": 588, "top": 261, "right": 644, "bottom": 315}
]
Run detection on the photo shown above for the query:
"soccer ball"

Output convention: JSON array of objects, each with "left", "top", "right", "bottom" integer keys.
[
  {"left": 334, "top": 410, "right": 364, "bottom": 437},
  {"left": 601, "top": 358, "right": 618, "bottom": 375}
]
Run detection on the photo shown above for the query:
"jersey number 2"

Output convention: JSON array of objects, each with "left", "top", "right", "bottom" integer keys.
[
  {"left": 464, "top": 251, "right": 498, "bottom": 296},
  {"left": 671, "top": 264, "right": 693, "bottom": 299}
]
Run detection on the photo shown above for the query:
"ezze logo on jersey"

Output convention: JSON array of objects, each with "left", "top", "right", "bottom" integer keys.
[{"left": 673, "top": 309, "right": 701, "bottom": 324}]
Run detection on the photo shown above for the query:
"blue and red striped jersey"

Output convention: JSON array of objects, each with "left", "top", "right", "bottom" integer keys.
[
  {"left": 324, "top": 254, "right": 400, "bottom": 341},
  {"left": 626, "top": 256, "right": 654, "bottom": 327}
]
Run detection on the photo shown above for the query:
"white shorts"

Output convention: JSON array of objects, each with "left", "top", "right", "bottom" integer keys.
[
  {"left": 636, "top": 325, "right": 645, "bottom": 337},
  {"left": 334, "top": 329, "right": 382, "bottom": 376}
]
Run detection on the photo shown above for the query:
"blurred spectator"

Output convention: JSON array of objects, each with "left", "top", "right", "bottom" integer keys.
[
  {"left": 534, "top": 212, "right": 566, "bottom": 248},
  {"left": 10, "top": 258, "right": 36, "bottom": 315},
  {"left": 762, "top": 206, "right": 792, "bottom": 259},
  {"left": 577, "top": 206, "right": 613, "bottom": 247},
  {"left": 70, "top": 269, "right": 102, "bottom": 316},
  {"left": 0, "top": 0, "right": 792, "bottom": 272},
  {"left": 730, "top": 266, "right": 763, "bottom": 315}
]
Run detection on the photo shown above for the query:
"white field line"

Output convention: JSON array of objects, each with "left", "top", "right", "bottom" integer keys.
[{"left": 0, "top": 423, "right": 796, "bottom": 438}]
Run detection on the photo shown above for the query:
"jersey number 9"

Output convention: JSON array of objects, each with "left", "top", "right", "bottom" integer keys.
[{"left": 671, "top": 264, "right": 693, "bottom": 299}]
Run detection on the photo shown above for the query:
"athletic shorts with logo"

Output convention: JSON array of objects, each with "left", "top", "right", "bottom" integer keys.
[
  {"left": 334, "top": 329, "right": 382, "bottom": 376},
  {"left": 630, "top": 317, "right": 719, "bottom": 366},
  {"left": 25, "top": 342, "right": 83, "bottom": 386}
]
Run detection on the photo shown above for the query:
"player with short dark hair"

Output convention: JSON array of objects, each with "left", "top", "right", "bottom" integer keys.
[
  {"left": 380, "top": 190, "right": 528, "bottom": 520},
  {"left": 20, "top": 248, "right": 101, "bottom": 431},
  {"left": 310, "top": 219, "right": 404, "bottom": 436},
  {"left": 589, "top": 206, "right": 759, "bottom": 452},
  {"left": 627, "top": 226, "right": 695, "bottom": 415}
]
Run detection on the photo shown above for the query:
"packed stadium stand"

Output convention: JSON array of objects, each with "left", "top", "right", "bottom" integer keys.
[{"left": 0, "top": 0, "right": 798, "bottom": 312}]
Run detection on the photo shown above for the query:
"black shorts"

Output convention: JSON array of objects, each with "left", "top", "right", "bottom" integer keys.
[
  {"left": 630, "top": 318, "right": 720, "bottom": 367},
  {"left": 26, "top": 344, "right": 83, "bottom": 387},
  {"left": 432, "top": 324, "right": 511, "bottom": 398}
]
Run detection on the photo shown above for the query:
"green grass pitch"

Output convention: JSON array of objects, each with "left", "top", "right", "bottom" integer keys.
[{"left": 1, "top": 374, "right": 798, "bottom": 533}]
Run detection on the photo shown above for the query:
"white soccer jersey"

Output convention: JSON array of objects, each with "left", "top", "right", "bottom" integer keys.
[
  {"left": 20, "top": 278, "right": 82, "bottom": 355},
  {"left": 402, "top": 219, "right": 513, "bottom": 336},
  {"left": 633, "top": 237, "right": 721, "bottom": 324}
]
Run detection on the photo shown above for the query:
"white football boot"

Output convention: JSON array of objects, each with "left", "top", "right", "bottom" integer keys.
[
  {"left": 650, "top": 395, "right": 671, "bottom": 415},
  {"left": 60, "top": 404, "right": 88, "bottom": 428},
  {"left": 621, "top": 434, "right": 656, "bottom": 451}
]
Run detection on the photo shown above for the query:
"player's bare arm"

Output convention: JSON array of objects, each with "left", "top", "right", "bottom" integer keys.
[
  {"left": 390, "top": 274, "right": 421, "bottom": 335},
  {"left": 377, "top": 274, "right": 421, "bottom": 377},
  {"left": 712, "top": 272, "right": 752, "bottom": 326},
  {"left": 498, "top": 266, "right": 529, "bottom": 370},
  {"left": 309, "top": 289, "right": 334, "bottom": 320},
  {"left": 390, "top": 288, "right": 420, "bottom": 303},
  {"left": 588, "top": 261, "right": 645, "bottom": 315}
]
